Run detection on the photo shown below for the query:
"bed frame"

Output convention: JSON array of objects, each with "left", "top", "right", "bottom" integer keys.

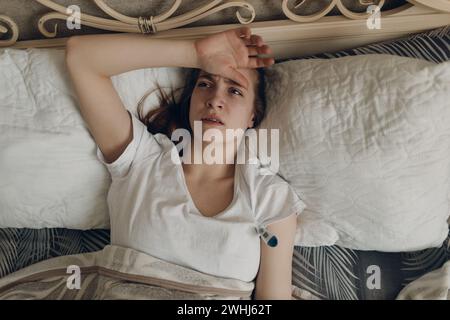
[{"left": 0, "top": 0, "right": 449, "bottom": 59}]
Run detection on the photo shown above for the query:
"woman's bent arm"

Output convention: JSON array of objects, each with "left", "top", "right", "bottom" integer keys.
[{"left": 65, "top": 33, "right": 201, "bottom": 164}]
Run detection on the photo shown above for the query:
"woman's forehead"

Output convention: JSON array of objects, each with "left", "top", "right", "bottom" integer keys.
[{"left": 198, "top": 69, "right": 257, "bottom": 89}]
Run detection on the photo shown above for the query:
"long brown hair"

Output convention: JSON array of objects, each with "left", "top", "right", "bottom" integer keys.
[{"left": 137, "top": 68, "right": 267, "bottom": 139}]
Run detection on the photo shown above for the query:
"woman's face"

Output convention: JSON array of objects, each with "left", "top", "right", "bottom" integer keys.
[{"left": 189, "top": 69, "right": 258, "bottom": 137}]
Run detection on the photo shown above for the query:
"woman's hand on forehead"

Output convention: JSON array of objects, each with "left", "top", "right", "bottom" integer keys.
[{"left": 194, "top": 27, "right": 275, "bottom": 90}]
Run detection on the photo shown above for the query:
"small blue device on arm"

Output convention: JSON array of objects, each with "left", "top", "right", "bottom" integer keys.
[{"left": 256, "top": 226, "right": 278, "bottom": 247}]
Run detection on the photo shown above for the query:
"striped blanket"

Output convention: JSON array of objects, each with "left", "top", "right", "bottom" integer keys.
[{"left": 0, "top": 245, "right": 254, "bottom": 300}]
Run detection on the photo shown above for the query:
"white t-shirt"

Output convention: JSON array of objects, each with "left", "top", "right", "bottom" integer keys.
[{"left": 96, "top": 110, "right": 307, "bottom": 282}]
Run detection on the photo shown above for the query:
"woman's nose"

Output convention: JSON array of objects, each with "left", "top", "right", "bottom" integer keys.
[{"left": 206, "top": 94, "right": 224, "bottom": 110}]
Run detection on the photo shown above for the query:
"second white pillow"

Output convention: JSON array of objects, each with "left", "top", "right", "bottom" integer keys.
[{"left": 260, "top": 54, "right": 450, "bottom": 251}]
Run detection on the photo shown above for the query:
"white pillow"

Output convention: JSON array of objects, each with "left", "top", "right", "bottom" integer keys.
[
  {"left": 260, "top": 54, "right": 450, "bottom": 251},
  {"left": 0, "top": 48, "right": 184, "bottom": 229}
]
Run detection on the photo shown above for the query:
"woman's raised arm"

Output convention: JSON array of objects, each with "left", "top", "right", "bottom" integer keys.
[{"left": 65, "top": 33, "right": 202, "bottom": 164}]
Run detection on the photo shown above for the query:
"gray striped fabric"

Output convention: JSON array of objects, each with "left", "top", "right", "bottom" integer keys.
[
  {"left": 0, "top": 25, "right": 449, "bottom": 300},
  {"left": 294, "top": 25, "right": 449, "bottom": 63}
]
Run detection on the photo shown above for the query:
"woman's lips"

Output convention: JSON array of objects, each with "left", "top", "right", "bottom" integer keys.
[{"left": 201, "top": 118, "right": 224, "bottom": 126}]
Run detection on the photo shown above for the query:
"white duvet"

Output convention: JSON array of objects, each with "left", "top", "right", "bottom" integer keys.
[{"left": 1, "top": 47, "right": 449, "bottom": 252}]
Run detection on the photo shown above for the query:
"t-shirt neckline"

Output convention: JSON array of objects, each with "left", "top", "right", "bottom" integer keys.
[{"left": 176, "top": 159, "right": 240, "bottom": 219}]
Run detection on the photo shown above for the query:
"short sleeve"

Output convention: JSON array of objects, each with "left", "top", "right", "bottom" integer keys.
[
  {"left": 96, "top": 110, "right": 161, "bottom": 179},
  {"left": 250, "top": 170, "right": 307, "bottom": 227}
]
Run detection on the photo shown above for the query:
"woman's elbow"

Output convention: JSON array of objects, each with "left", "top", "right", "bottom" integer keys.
[{"left": 65, "top": 36, "right": 84, "bottom": 67}]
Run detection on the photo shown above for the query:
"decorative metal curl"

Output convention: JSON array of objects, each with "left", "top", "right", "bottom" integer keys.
[
  {"left": 337, "top": 0, "right": 386, "bottom": 20},
  {"left": 0, "top": 15, "right": 19, "bottom": 47},
  {"left": 34, "top": 0, "right": 256, "bottom": 38},
  {"left": 283, "top": 0, "right": 388, "bottom": 23}
]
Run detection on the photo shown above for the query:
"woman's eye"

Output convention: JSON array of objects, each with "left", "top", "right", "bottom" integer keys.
[
  {"left": 198, "top": 82, "right": 211, "bottom": 88},
  {"left": 230, "top": 88, "right": 243, "bottom": 96}
]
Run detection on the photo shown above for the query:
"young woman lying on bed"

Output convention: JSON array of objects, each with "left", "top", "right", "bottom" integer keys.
[{"left": 65, "top": 27, "right": 306, "bottom": 300}]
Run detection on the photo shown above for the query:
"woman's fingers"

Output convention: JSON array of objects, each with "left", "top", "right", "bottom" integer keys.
[
  {"left": 232, "top": 27, "right": 274, "bottom": 68},
  {"left": 236, "top": 26, "right": 251, "bottom": 39},
  {"left": 247, "top": 47, "right": 258, "bottom": 56},
  {"left": 244, "top": 34, "right": 264, "bottom": 47},
  {"left": 247, "top": 57, "right": 275, "bottom": 68},
  {"left": 235, "top": 27, "right": 271, "bottom": 56},
  {"left": 247, "top": 45, "right": 272, "bottom": 57},
  {"left": 261, "top": 57, "right": 275, "bottom": 66},
  {"left": 234, "top": 27, "right": 266, "bottom": 49}
]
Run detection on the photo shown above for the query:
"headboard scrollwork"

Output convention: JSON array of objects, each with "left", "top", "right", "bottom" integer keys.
[
  {"left": 1, "top": 0, "right": 449, "bottom": 48},
  {"left": 0, "top": 14, "right": 19, "bottom": 47},
  {"left": 35, "top": 0, "right": 256, "bottom": 38}
]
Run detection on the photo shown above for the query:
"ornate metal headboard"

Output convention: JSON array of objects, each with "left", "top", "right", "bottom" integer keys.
[{"left": 1, "top": 0, "right": 449, "bottom": 59}]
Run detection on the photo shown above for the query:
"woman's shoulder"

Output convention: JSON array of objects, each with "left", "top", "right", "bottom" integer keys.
[
  {"left": 239, "top": 159, "right": 288, "bottom": 187},
  {"left": 152, "top": 132, "right": 177, "bottom": 150}
]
